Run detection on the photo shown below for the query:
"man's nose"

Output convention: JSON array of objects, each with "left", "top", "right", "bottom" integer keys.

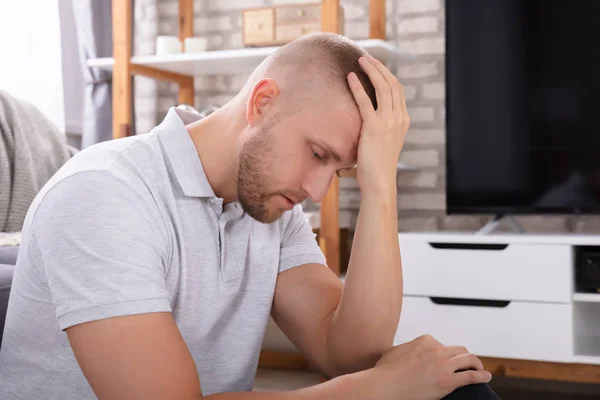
[{"left": 302, "top": 172, "right": 334, "bottom": 203}]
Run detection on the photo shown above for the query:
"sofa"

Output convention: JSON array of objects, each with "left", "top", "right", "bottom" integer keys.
[
  {"left": 1, "top": 89, "right": 78, "bottom": 348},
  {"left": 0, "top": 245, "right": 17, "bottom": 348}
]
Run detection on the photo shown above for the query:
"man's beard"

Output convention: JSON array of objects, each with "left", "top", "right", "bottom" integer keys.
[{"left": 237, "top": 118, "right": 285, "bottom": 224}]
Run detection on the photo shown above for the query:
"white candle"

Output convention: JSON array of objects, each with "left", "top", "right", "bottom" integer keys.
[
  {"left": 156, "top": 36, "right": 182, "bottom": 55},
  {"left": 184, "top": 37, "right": 208, "bottom": 53}
]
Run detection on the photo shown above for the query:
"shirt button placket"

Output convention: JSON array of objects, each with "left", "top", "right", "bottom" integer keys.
[{"left": 218, "top": 215, "right": 228, "bottom": 279}]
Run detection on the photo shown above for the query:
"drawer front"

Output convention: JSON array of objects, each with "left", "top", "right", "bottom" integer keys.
[
  {"left": 394, "top": 296, "right": 573, "bottom": 362},
  {"left": 400, "top": 240, "right": 572, "bottom": 303},
  {"left": 276, "top": 5, "right": 321, "bottom": 23},
  {"left": 243, "top": 9, "right": 274, "bottom": 45},
  {"left": 275, "top": 23, "right": 321, "bottom": 43}
]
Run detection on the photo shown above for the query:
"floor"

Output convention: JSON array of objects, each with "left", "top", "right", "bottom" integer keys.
[{"left": 252, "top": 369, "right": 600, "bottom": 399}]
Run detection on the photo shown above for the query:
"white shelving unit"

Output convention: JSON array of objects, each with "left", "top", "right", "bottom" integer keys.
[
  {"left": 88, "top": 39, "right": 411, "bottom": 75},
  {"left": 394, "top": 231, "right": 600, "bottom": 373},
  {"left": 573, "top": 293, "right": 600, "bottom": 303},
  {"left": 574, "top": 301, "right": 600, "bottom": 361}
]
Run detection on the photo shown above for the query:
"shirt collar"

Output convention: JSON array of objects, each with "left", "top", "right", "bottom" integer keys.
[{"left": 156, "top": 107, "right": 216, "bottom": 198}]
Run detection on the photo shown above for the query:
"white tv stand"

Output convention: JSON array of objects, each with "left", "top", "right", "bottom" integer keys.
[{"left": 394, "top": 231, "right": 600, "bottom": 380}]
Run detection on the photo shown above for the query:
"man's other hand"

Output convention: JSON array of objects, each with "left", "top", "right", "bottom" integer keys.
[{"left": 369, "top": 334, "right": 493, "bottom": 400}]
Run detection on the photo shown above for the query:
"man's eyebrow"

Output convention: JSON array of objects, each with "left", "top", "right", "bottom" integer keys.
[{"left": 319, "top": 141, "right": 343, "bottom": 163}]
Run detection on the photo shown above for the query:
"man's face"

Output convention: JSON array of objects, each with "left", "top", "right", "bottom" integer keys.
[{"left": 237, "top": 103, "right": 361, "bottom": 224}]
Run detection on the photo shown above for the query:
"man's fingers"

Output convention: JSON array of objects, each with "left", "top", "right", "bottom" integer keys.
[
  {"left": 358, "top": 56, "right": 393, "bottom": 116},
  {"left": 394, "top": 81, "right": 408, "bottom": 127},
  {"left": 449, "top": 353, "right": 485, "bottom": 373},
  {"left": 366, "top": 55, "right": 404, "bottom": 114},
  {"left": 442, "top": 346, "right": 470, "bottom": 359},
  {"left": 367, "top": 54, "right": 398, "bottom": 85},
  {"left": 452, "top": 369, "right": 492, "bottom": 389},
  {"left": 347, "top": 72, "right": 375, "bottom": 123},
  {"left": 400, "top": 83, "right": 409, "bottom": 124}
]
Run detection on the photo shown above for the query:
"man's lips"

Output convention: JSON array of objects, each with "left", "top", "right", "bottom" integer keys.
[
  {"left": 282, "top": 195, "right": 297, "bottom": 205},
  {"left": 282, "top": 194, "right": 301, "bottom": 206}
]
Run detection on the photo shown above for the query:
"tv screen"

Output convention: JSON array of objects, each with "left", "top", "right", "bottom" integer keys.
[{"left": 446, "top": 0, "right": 600, "bottom": 215}]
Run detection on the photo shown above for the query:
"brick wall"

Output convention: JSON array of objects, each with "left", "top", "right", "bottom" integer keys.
[{"left": 132, "top": 0, "right": 600, "bottom": 235}]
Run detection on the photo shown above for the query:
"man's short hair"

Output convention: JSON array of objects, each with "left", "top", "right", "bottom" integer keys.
[{"left": 249, "top": 32, "right": 378, "bottom": 111}]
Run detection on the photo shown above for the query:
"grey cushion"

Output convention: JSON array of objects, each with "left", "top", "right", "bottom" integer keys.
[
  {"left": 0, "top": 263, "right": 15, "bottom": 349},
  {"left": 0, "top": 245, "right": 19, "bottom": 265}
]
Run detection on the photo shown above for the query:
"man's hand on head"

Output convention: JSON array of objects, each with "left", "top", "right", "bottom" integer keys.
[{"left": 347, "top": 55, "right": 410, "bottom": 196}]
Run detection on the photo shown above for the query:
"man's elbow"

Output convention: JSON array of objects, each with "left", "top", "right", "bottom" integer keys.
[
  {"left": 328, "top": 340, "right": 391, "bottom": 377},
  {"left": 326, "top": 319, "right": 397, "bottom": 377}
]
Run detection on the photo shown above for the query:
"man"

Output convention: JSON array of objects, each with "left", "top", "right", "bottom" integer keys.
[{"left": 0, "top": 33, "right": 493, "bottom": 399}]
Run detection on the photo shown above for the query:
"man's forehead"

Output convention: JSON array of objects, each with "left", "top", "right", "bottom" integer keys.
[
  {"left": 285, "top": 99, "right": 360, "bottom": 148},
  {"left": 314, "top": 130, "right": 359, "bottom": 168},
  {"left": 333, "top": 105, "right": 361, "bottom": 141},
  {"left": 313, "top": 101, "right": 361, "bottom": 129}
]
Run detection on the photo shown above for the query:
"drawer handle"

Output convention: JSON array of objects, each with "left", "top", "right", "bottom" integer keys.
[
  {"left": 429, "top": 297, "right": 510, "bottom": 308},
  {"left": 428, "top": 242, "right": 508, "bottom": 251}
]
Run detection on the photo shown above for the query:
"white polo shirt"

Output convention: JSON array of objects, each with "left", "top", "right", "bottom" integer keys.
[{"left": 0, "top": 108, "right": 326, "bottom": 398}]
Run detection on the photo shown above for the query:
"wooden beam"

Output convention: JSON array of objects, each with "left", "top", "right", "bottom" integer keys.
[
  {"left": 369, "top": 0, "right": 386, "bottom": 39},
  {"left": 258, "top": 351, "right": 313, "bottom": 371},
  {"left": 320, "top": 176, "right": 340, "bottom": 275},
  {"left": 130, "top": 64, "right": 191, "bottom": 85},
  {"left": 179, "top": 0, "right": 194, "bottom": 44},
  {"left": 178, "top": 77, "right": 195, "bottom": 105},
  {"left": 317, "top": 0, "right": 342, "bottom": 276},
  {"left": 481, "top": 357, "right": 600, "bottom": 385},
  {"left": 178, "top": 0, "right": 195, "bottom": 106},
  {"left": 320, "top": 0, "right": 341, "bottom": 33},
  {"left": 338, "top": 168, "right": 357, "bottom": 178},
  {"left": 112, "top": 0, "right": 133, "bottom": 139}
]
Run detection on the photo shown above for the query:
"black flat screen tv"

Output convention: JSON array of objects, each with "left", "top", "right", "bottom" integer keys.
[{"left": 445, "top": 0, "right": 600, "bottom": 215}]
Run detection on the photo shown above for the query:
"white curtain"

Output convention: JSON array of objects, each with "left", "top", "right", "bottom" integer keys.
[{"left": 71, "top": 0, "right": 113, "bottom": 148}]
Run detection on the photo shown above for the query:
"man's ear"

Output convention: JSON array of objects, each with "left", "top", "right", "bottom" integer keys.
[{"left": 246, "top": 78, "right": 280, "bottom": 125}]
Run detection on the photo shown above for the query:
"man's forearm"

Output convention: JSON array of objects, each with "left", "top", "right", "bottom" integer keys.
[
  {"left": 326, "top": 190, "right": 402, "bottom": 374},
  {"left": 205, "top": 369, "right": 378, "bottom": 400}
]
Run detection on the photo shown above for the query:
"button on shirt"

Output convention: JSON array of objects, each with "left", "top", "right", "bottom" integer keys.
[{"left": 0, "top": 108, "right": 327, "bottom": 398}]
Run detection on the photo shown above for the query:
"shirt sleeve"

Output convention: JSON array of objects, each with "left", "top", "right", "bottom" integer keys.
[
  {"left": 29, "top": 170, "right": 173, "bottom": 331},
  {"left": 278, "top": 205, "right": 327, "bottom": 273}
]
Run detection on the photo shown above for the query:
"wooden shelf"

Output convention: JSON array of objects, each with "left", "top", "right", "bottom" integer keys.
[
  {"left": 481, "top": 356, "right": 600, "bottom": 384},
  {"left": 88, "top": 39, "right": 411, "bottom": 76},
  {"left": 338, "top": 161, "right": 417, "bottom": 177}
]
